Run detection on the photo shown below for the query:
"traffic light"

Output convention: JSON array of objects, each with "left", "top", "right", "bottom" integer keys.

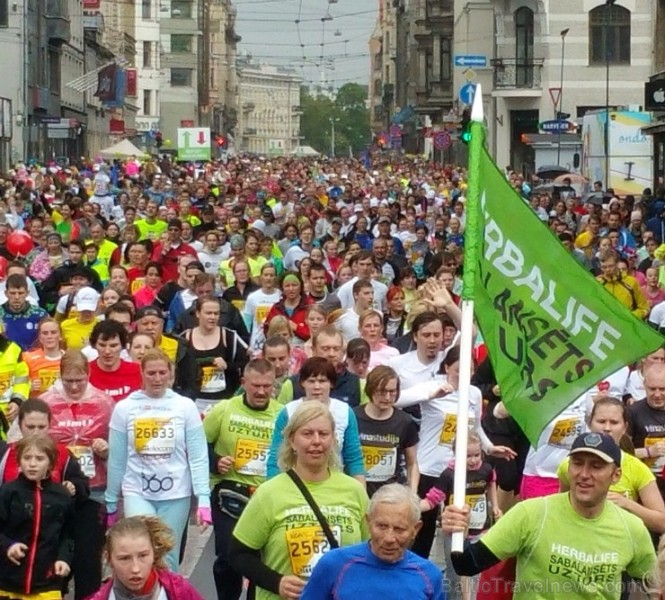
[
  {"left": 215, "top": 135, "right": 226, "bottom": 148},
  {"left": 460, "top": 109, "right": 472, "bottom": 144},
  {"left": 155, "top": 131, "right": 163, "bottom": 148}
]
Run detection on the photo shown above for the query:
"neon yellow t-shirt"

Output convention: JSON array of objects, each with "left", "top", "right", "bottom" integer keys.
[
  {"left": 247, "top": 255, "right": 268, "bottom": 279},
  {"left": 135, "top": 218, "right": 168, "bottom": 242},
  {"left": 233, "top": 470, "right": 369, "bottom": 600},
  {"left": 61, "top": 317, "right": 98, "bottom": 350},
  {"left": 481, "top": 493, "right": 655, "bottom": 599},
  {"left": 557, "top": 451, "right": 655, "bottom": 502},
  {"left": 203, "top": 394, "right": 282, "bottom": 488},
  {"left": 86, "top": 238, "right": 117, "bottom": 267}
]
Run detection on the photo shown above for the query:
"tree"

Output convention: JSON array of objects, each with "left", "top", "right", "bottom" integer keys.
[
  {"left": 299, "top": 83, "right": 371, "bottom": 156},
  {"left": 299, "top": 87, "right": 335, "bottom": 154},
  {"left": 334, "top": 83, "right": 371, "bottom": 155}
]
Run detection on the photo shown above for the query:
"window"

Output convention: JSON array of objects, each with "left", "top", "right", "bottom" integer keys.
[
  {"left": 171, "top": 34, "right": 193, "bottom": 53},
  {"left": 171, "top": 0, "right": 193, "bottom": 18},
  {"left": 0, "top": 0, "right": 7, "bottom": 27},
  {"left": 515, "top": 7, "right": 534, "bottom": 87},
  {"left": 141, "top": 0, "right": 151, "bottom": 19},
  {"left": 143, "top": 41, "right": 152, "bottom": 68},
  {"left": 170, "top": 68, "right": 192, "bottom": 87},
  {"left": 440, "top": 37, "right": 451, "bottom": 81},
  {"left": 143, "top": 89, "right": 151, "bottom": 115},
  {"left": 374, "top": 78, "right": 382, "bottom": 97},
  {"left": 589, "top": 4, "right": 631, "bottom": 65}
]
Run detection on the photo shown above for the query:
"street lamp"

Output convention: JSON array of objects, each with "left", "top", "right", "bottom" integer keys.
[
  {"left": 604, "top": 0, "right": 616, "bottom": 191},
  {"left": 556, "top": 28, "right": 569, "bottom": 167},
  {"left": 330, "top": 117, "right": 340, "bottom": 158}
]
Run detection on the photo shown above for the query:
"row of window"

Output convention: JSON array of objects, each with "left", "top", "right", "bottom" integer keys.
[
  {"left": 142, "top": 36, "right": 194, "bottom": 68},
  {"left": 141, "top": 0, "right": 194, "bottom": 20}
]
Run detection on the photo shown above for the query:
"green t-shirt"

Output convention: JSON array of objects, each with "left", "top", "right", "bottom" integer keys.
[
  {"left": 135, "top": 218, "right": 167, "bottom": 242},
  {"left": 203, "top": 394, "right": 282, "bottom": 488},
  {"left": 276, "top": 378, "right": 370, "bottom": 405},
  {"left": 233, "top": 470, "right": 369, "bottom": 600},
  {"left": 481, "top": 493, "right": 656, "bottom": 599},
  {"left": 557, "top": 451, "right": 655, "bottom": 502}
]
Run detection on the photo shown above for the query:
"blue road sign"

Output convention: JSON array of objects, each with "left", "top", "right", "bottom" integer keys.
[
  {"left": 454, "top": 55, "right": 487, "bottom": 67},
  {"left": 459, "top": 83, "right": 477, "bottom": 106},
  {"left": 539, "top": 119, "right": 574, "bottom": 133}
]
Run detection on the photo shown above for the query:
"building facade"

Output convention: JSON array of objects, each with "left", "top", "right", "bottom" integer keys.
[
  {"left": 370, "top": 0, "right": 659, "bottom": 174},
  {"left": 236, "top": 59, "right": 302, "bottom": 155},
  {"left": 156, "top": 0, "right": 239, "bottom": 146},
  {"left": 134, "top": 0, "right": 161, "bottom": 137}
]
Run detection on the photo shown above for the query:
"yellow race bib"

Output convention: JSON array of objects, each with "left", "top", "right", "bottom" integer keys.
[
  {"left": 201, "top": 365, "right": 227, "bottom": 393},
  {"left": 285, "top": 525, "right": 341, "bottom": 578},
  {"left": 255, "top": 305, "right": 271, "bottom": 324},
  {"left": 548, "top": 417, "right": 583, "bottom": 449},
  {"left": 69, "top": 445, "right": 96, "bottom": 478},
  {"left": 134, "top": 418, "right": 176, "bottom": 455},
  {"left": 362, "top": 446, "right": 397, "bottom": 482},
  {"left": 439, "top": 413, "right": 457, "bottom": 445},
  {"left": 0, "top": 372, "right": 11, "bottom": 395},
  {"left": 39, "top": 368, "right": 60, "bottom": 392},
  {"left": 234, "top": 439, "right": 269, "bottom": 476}
]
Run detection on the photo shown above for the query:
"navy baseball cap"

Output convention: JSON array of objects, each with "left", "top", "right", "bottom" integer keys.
[{"left": 569, "top": 432, "right": 621, "bottom": 467}]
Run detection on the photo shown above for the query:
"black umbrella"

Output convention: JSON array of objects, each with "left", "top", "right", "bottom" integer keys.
[
  {"left": 581, "top": 192, "right": 608, "bottom": 206},
  {"left": 536, "top": 165, "right": 569, "bottom": 180},
  {"left": 534, "top": 183, "right": 575, "bottom": 193}
]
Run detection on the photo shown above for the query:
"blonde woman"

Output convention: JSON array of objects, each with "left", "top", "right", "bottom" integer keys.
[{"left": 230, "top": 403, "right": 369, "bottom": 600}]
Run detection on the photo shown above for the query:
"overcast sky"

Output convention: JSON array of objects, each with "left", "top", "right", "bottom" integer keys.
[{"left": 233, "top": 0, "right": 378, "bottom": 89}]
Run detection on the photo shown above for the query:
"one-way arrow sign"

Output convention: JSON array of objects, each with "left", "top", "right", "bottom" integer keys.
[{"left": 454, "top": 55, "right": 487, "bottom": 67}]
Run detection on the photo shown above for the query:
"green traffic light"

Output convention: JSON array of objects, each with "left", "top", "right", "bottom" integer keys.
[{"left": 461, "top": 129, "right": 472, "bottom": 144}]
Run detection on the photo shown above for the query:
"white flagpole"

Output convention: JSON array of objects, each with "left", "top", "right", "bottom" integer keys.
[{"left": 451, "top": 84, "right": 484, "bottom": 554}]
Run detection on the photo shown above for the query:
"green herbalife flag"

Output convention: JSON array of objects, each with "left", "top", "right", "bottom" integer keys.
[{"left": 470, "top": 140, "right": 663, "bottom": 444}]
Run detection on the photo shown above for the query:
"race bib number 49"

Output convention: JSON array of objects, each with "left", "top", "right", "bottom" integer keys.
[
  {"left": 286, "top": 525, "right": 341, "bottom": 578},
  {"left": 134, "top": 418, "right": 176, "bottom": 455}
]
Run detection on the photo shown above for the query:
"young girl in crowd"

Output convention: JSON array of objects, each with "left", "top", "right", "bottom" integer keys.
[
  {"left": 86, "top": 516, "right": 203, "bottom": 600},
  {"left": 421, "top": 431, "right": 501, "bottom": 600},
  {"left": 0, "top": 435, "right": 76, "bottom": 600}
]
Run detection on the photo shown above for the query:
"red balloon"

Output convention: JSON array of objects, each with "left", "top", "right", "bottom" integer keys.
[{"left": 6, "top": 230, "right": 34, "bottom": 257}]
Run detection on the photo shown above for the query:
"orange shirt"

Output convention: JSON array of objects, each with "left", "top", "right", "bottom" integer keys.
[{"left": 23, "top": 349, "right": 63, "bottom": 395}]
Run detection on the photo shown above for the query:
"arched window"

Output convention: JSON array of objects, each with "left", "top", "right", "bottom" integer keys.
[
  {"left": 589, "top": 4, "right": 631, "bottom": 65},
  {"left": 515, "top": 7, "right": 534, "bottom": 87}
]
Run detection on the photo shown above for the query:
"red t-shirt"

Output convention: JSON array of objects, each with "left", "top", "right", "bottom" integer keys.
[{"left": 88, "top": 359, "right": 142, "bottom": 402}]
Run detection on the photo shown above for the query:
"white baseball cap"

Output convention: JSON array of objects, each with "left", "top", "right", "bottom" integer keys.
[{"left": 75, "top": 286, "right": 100, "bottom": 312}]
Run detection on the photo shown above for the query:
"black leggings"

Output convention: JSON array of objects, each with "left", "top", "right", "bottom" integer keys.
[
  {"left": 72, "top": 499, "right": 107, "bottom": 600},
  {"left": 411, "top": 474, "right": 440, "bottom": 559},
  {"left": 211, "top": 490, "right": 245, "bottom": 600}
]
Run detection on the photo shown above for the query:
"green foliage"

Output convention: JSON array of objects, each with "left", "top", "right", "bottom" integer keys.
[{"left": 299, "top": 83, "right": 370, "bottom": 156}]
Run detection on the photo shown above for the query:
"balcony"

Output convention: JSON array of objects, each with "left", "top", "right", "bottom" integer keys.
[
  {"left": 491, "top": 58, "right": 544, "bottom": 90},
  {"left": 45, "top": 0, "right": 71, "bottom": 44}
]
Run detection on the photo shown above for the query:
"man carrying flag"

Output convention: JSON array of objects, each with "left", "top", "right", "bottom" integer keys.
[{"left": 442, "top": 432, "right": 656, "bottom": 600}]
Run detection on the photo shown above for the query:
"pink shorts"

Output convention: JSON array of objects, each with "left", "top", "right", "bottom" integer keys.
[{"left": 519, "top": 474, "right": 560, "bottom": 500}]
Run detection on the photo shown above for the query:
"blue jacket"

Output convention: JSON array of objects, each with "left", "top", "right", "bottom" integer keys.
[{"left": 301, "top": 542, "right": 445, "bottom": 600}]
